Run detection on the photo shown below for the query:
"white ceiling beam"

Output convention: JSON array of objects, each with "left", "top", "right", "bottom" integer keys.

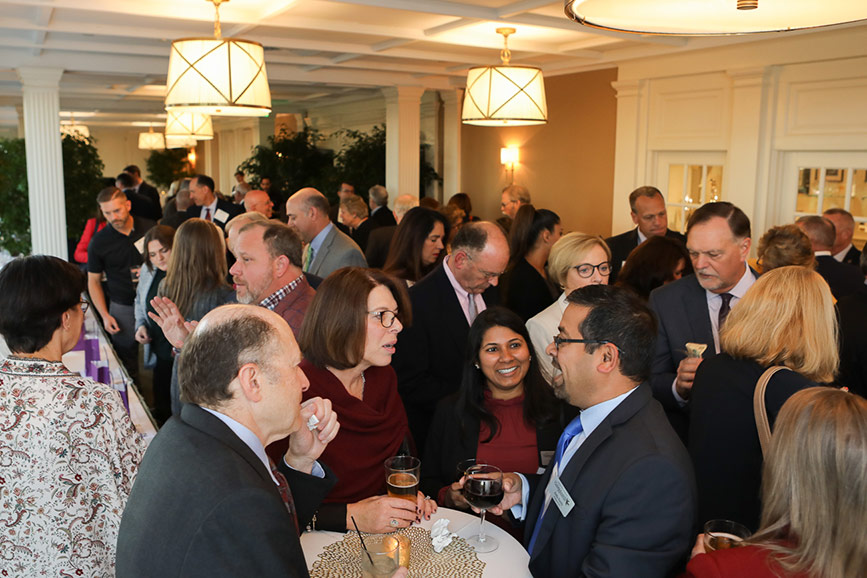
[
  {"left": 497, "top": 0, "right": 556, "bottom": 19},
  {"left": 221, "top": 0, "right": 302, "bottom": 37},
  {"left": 331, "top": 53, "right": 361, "bottom": 64},
  {"left": 372, "top": 38, "right": 414, "bottom": 52},
  {"left": 423, "top": 18, "right": 479, "bottom": 36}
]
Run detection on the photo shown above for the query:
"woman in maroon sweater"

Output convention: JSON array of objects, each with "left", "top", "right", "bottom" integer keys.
[{"left": 683, "top": 388, "right": 867, "bottom": 578}]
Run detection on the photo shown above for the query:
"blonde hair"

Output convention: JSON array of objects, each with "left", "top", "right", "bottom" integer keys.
[
  {"left": 161, "top": 219, "right": 230, "bottom": 317},
  {"left": 721, "top": 266, "right": 837, "bottom": 383},
  {"left": 547, "top": 233, "right": 611, "bottom": 288},
  {"left": 751, "top": 388, "right": 867, "bottom": 578}
]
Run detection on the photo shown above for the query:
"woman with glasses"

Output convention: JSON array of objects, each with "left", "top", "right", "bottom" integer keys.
[
  {"left": 269, "top": 267, "right": 436, "bottom": 534},
  {"left": 501, "top": 204, "right": 562, "bottom": 321},
  {"left": 0, "top": 255, "right": 145, "bottom": 576},
  {"left": 421, "top": 307, "right": 569, "bottom": 519},
  {"left": 526, "top": 233, "right": 612, "bottom": 383}
]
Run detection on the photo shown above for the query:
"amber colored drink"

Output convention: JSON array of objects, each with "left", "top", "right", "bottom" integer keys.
[
  {"left": 706, "top": 532, "right": 745, "bottom": 552},
  {"left": 386, "top": 472, "right": 418, "bottom": 502}
]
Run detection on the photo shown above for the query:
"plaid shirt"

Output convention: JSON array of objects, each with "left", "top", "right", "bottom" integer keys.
[{"left": 259, "top": 275, "right": 305, "bottom": 311}]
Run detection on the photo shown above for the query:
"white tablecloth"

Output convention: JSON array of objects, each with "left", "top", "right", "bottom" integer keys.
[{"left": 301, "top": 507, "right": 531, "bottom": 577}]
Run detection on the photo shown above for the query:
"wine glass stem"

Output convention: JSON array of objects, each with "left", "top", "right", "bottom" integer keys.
[{"left": 479, "top": 509, "right": 487, "bottom": 543}]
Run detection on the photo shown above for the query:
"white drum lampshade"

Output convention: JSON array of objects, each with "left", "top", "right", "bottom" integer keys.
[
  {"left": 165, "top": 135, "right": 198, "bottom": 149},
  {"left": 138, "top": 126, "right": 165, "bottom": 150},
  {"left": 165, "top": 110, "right": 214, "bottom": 140}
]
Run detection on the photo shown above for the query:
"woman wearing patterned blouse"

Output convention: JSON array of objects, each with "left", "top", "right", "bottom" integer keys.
[{"left": 0, "top": 256, "right": 145, "bottom": 577}]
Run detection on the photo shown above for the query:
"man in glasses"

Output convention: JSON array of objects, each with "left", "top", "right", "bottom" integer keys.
[
  {"left": 605, "top": 186, "right": 686, "bottom": 283},
  {"left": 392, "top": 221, "right": 510, "bottom": 455},
  {"left": 478, "top": 285, "right": 695, "bottom": 578}
]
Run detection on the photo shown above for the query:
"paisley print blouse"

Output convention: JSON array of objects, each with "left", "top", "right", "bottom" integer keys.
[{"left": 0, "top": 356, "right": 145, "bottom": 577}]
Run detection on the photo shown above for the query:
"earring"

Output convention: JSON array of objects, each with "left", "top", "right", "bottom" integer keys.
[
  {"left": 528, "top": 355, "right": 533, "bottom": 361},
  {"left": 474, "top": 363, "right": 480, "bottom": 369}
]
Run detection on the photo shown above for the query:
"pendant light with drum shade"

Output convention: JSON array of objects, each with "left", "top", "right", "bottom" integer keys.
[
  {"left": 138, "top": 124, "right": 165, "bottom": 150},
  {"left": 462, "top": 28, "right": 547, "bottom": 126},
  {"left": 165, "top": 0, "right": 271, "bottom": 117},
  {"left": 165, "top": 110, "right": 213, "bottom": 140},
  {"left": 564, "top": 0, "right": 867, "bottom": 35}
]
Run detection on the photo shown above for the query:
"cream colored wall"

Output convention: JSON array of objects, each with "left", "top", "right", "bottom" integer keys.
[
  {"left": 88, "top": 127, "right": 151, "bottom": 182},
  {"left": 459, "top": 68, "right": 618, "bottom": 237}
]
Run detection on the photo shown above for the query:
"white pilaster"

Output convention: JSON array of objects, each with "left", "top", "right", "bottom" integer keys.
[
  {"left": 441, "top": 88, "right": 462, "bottom": 202},
  {"left": 610, "top": 79, "right": 647, "bottom": 234},
  {"left": 383, "top": 86, "right": 425, "bottom": 198},
  {"left": 17, "top": 67, "right": 66, "bottom": 258}
]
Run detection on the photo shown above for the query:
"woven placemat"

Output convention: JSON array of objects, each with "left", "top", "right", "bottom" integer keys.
[{"left": 310, "top": 526, "right": 486, "bottom": 577}]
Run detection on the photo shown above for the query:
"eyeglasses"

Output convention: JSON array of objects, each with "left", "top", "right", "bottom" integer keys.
[
  {"left": 370, "top": 310, "right": 399, "bottom": 328},
  {"left": 467, "top": 254, "right": 504, "bottom": 280},
  {"left": 500, "top": 199, "right": 517, "bottom": 209},
  {"left": 79, "top": 299, "right": 89, "bottom": 313},
  {"left": 553, "top": 334, "right": 624, "bottom": 354},
  {"left": 573, "top": 262, "right": 611, "bottom": 278}
]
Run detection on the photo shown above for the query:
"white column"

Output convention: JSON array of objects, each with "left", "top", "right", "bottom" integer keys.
[
  {"left": 17, "top": 67, "right": 66, "bottom": 258},
  {"left": 383, "top": 86, "right": 425, "bottom": 198},
  {"left": 441, "top": 88, "right": 463, "bottom": 202},
  {"left": 610, "top": 79, "right": 647, "bottom": 235}
]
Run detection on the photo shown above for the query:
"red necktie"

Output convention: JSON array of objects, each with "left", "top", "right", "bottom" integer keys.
[
  {"left": 270, "top": 459, "right": 300, "bottom": 534},
  {"left": 203, "top": 208, "right": 212, "bottom": 222}
]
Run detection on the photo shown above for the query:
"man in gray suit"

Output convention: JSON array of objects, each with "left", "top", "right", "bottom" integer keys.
[{"left": 286, "top": 187, "right": 367, "bottom": 278}]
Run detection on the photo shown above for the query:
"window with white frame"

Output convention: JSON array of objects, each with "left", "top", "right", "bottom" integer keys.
[{"left": 665, "top": 164, "right": 724, "bottom": 233}]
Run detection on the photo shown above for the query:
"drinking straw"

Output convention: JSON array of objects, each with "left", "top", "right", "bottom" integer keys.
[{"left": 351, "top": 516, "right": 375, "bottom": 567}]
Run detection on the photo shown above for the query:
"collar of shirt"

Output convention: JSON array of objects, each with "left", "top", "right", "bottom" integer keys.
[
  {"left": 201, "top": 406, "right": 279, "bottom": 485},
  {"left": 260, "top": 275, "right": 304, "bottom": 310},
  {"left": 310, "top": 221, "right": 333, "bottom": 256},
  {"left": 201, "top": 197, "right": 219, "bottom": 219},
  {"left": 636, "top": 228, "right": 648, "bottom": 245},
  {"left": 133, "top": 182, "right": 141, "bottom": 193},
  {"left": 705, "top": 263, "right": 757, "bottom": 353},
  {"left": 443, "top": 254, "right": 486, "bottom": 324},
  {"left": 832, "top": 244, "right": 853, "bottom": 262},
  {"left": 814, "top": 250, "right": 832, "bottom": 257}
]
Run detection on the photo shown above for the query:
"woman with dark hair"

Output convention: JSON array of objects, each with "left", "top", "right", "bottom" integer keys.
[
  {"left": 502, "top": 204, "right": 562, "bottom": 321},
  {"left": 421, "top": 307, "right": 568, "bottom": 510},
  {"left": 383, "top": 206, "right": 449, "bottom": 285},
  {"left": 616, "top": 235, "right": 691, "bottom": 300},
  {"left": 158, "top": 218, "right": 235, "bottom": 415},
  {"left": 447, "top": 192, "right": 479, "bottom": 223},
  {"left": 0, "top": 255, "right": 145, "bottom": 577},
  {"left": 269, "top": 267, "right": 436, "bottom": 534},
  {"left": 134, "top": 224, "right": 175, "bottom": 422}
]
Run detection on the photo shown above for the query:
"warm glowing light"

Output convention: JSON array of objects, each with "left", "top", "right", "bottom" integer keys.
[{"left": 500, "top": 146, "right": 520, "bottom": 166}]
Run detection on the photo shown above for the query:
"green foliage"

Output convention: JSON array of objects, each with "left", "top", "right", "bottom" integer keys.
[
  {"left": 146, "top": 148, "right": 192, "bottom": 190},
  {"left": 239, "top": 127, "right": 336, "bottom": 203},
  {"left": 332, "top": 126, "right": 387, "bottom": 202},
  {"left": 0, "top": 134, "right": 105, "bottom": 256}
]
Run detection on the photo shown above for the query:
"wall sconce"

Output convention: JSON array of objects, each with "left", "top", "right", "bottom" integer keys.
[
  {"left": 501, "top": 146, "right": 520, "bottom": 183},
  {"left": 187, "top": 147, "right": 197, "bottom": 169}
]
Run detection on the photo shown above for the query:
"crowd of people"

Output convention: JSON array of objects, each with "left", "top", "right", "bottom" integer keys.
[{"left": 1, "top": 174, "right": 866, "bottom": 578}]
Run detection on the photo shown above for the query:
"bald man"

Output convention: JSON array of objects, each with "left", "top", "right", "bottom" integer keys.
[
  {"left": 285, "top": 187, "right": 366, "bottom": 278},
  {"left": 244, "top": 189, "right": 274, "bottom": 218}
]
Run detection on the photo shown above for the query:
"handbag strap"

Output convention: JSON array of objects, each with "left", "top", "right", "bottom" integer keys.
[{"left": 753, "top": 366, "right": 792, "bottom": 457}]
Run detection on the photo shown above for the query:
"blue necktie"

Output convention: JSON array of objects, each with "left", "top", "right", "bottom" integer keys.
[{"left": 527, "top": 415, "right": 583, "bottom": 555}]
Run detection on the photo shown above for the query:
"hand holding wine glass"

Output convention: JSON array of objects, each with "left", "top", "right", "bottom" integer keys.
[{"left": 462, "top": 464, "right": 503, "bottom": 553}]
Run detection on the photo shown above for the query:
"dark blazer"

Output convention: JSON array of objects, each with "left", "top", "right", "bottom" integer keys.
[
  {"left": 391, "top": 263, "right": 498, "bottom": 455},
  {"left": 523, "top": 384, "right": 696, "bottom": 578},
  {"left": 501, "top": 258, "right": 558, "bottom": 322},
  {"left": 350, "top": 218, "right": 375, "bottom": 252},
  {"left": 689, "top": 354, "right": 817, "bottom": 531},
  {"left": 606, "top": 228, "right": 686, "bottom": 283},
  {"left": 836, "top": 285, "right": 867, "bottom": 398},
  {"left": 420, "top": 393, "right": 570, "bottom": 498},
  {"left": 814, "top": 254, "right": 863, "bottom": 300},
  {"left": 116, "top": 404, "right": 335, "bottom": 577},
  {"left": 185, "top": 198, "right": 244, "bottom": 232},
  {"left": 369, "top": 206, "right": 396, "bottom": 228},
  {"left": 124, "top": 188, "right": 162, "bottom": 221},
  {"left": 138, "top": 181, "right": 162, "bottom": 218},
  {"left": 841, "top": 245, "right": 862, "bottom": 267},
  {"left": 648, "top": 274, "right": 714, "bottom": 441},
  {"left": 365, "top": 225, "right": 396, "bottom": 269}
]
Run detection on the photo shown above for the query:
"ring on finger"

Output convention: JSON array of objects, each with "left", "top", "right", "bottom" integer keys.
[{"left": 390, "top": 519, "right": 398, "bottom": 527}]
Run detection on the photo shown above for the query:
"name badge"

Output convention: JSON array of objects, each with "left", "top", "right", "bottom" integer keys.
[
  {"left": 214, "top": 208, "right": 230, "bottom": 223},
  {"left": 544, "top": 465, "right": 575, "bottom": 518},
  {"left": 134, "top": 237, "right": 145, "bottom": 253}
]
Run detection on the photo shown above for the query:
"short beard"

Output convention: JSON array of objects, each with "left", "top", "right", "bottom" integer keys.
[{"left": 236, "top": 291, "right": 257, "bottom": 305}]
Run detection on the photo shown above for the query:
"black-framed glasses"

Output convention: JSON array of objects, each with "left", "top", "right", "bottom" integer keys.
[
  {"left": 370, "top": 310, "right": 399, "bottom": 328},
  {"left": 573, "top": 262, "right": 611, "bottom": 278},
  {"left": 553, "top": 334, "right": 624, "bottom": 354},
  {"left": 79, "top": 299, "right": 89, "bottom": 313}
]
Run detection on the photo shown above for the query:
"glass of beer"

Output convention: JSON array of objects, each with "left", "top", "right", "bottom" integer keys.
[
  {"left": 385, "top": 456, "right": 420, "bottom": 503},
  {"left": 703, "top": 519, "right": 751, "bottom": 552},
  {"left": 360, "top": 535, "right": 400, "bottom": 578}
]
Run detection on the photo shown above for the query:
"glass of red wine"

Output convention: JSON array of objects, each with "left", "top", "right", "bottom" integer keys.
[{"left": 463, "top": 464, "right": 503, "bottom": 553}]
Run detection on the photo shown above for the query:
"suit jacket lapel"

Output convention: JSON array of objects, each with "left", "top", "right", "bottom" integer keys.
[
  {"left": 310, "top": 227, "right": 337, "bottom": 276},
  {"left": 433, "top": 264, "right": 470, "bottom": 348}
]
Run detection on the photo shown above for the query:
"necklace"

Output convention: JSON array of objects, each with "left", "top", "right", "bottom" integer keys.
[{"left": 360, "top": 371, "right": 366, "bottom": 399}]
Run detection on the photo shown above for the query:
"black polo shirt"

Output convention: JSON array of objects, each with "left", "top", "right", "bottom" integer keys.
[{"left": 87, "top": 216, "right": 155, "bottom": 306}]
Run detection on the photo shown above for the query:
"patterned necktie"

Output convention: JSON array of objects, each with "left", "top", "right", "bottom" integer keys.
[
  {"left": 718, "top": 293, "right": 733, "bottom": 329},
  {"left": 467, "top": 294, "right": 478, "bottom": 323},
  {"left": 303, "top": 244, "right": 314, "bottom": 272},
  {"left": 203, "top": 208, "right": 212, "bottom": 222},
  {"left": 269, "top": 459, "right": 300, "bottom": 534},
  {"left": 527, "top": 415, "right": 583, "bottom": 555}
]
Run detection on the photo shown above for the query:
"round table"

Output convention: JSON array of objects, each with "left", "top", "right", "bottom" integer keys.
[{"left": 301, "top": 507, "right": 531, "bottom": 577}]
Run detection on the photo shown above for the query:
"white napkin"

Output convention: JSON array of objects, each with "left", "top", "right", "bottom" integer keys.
[{"left": 430, "top": 518, "right": 458, "bottom": 553}]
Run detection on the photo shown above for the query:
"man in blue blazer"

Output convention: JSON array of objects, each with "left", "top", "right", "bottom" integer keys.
[{"left": 483, "top": 285, "right": 696, "bottom": 578}]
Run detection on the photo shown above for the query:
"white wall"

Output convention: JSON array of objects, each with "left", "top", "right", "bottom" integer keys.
[
  {"left": 611, "top": 25, "right": 867, "bottom": 240},
  {"left": 88, "top": 127, "right": 151, "bottom": 182}
]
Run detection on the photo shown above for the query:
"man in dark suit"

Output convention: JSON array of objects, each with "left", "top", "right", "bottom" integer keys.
[
  {"left": 366, "top": 194, "right": 418, "bottom": 269},
  {"left": 117, "top": 304, "right": 341, "bottom": 577},
  {"left": 483, "top": 285, "right": 695, "bottom": 578},
  {"left": 367, "top": 184, "right": 397, "bottom": 229},
  {"left": 123, "top": 164, "right": 162, "bottom": 216},
  {"left": 648, "top": 202, "right": 755, "bottom": 441},
  {"left": 392, "top": 221, "right": 509, "bottom": 454},
  {"left": 823, "top": 208, "right": 862, "bottom": 267},
  {"left": 797, "top": 215, "right": 863, "bottom": 300},
  {"left": 186, "top": 174, "right": 244, "bottom": 232},
  {"left": 837, "top": 251, "right": 867, "bottom": 399},
  {"left": 116, "top": 171, "right": 161, "bottom": 221},
  {"left": 606, "top": 186, "right": 686, "bottom": 283}
]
